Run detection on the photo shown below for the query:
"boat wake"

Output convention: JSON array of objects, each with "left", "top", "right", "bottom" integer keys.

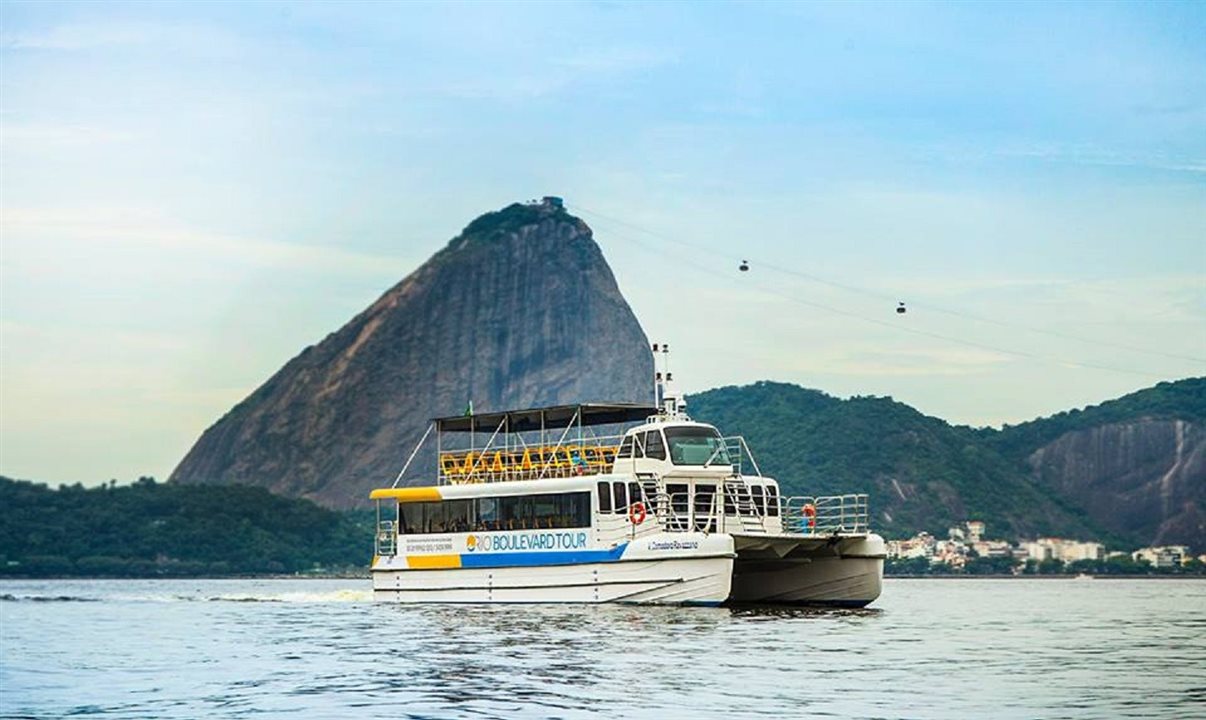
[
  {"left": 0, "top": 593, "right": 100, "bottom": 602},
  {"left": 1, "top": 589, "right": 373, "bottom": 604}
]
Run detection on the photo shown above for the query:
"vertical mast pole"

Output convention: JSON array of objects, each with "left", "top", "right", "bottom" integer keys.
[{"left": 651, "top": 342, "right": 659, "bottom": 406}]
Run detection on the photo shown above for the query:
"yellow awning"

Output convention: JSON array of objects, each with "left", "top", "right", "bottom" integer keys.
[{"left": 369, "top": 487, "right": 443, "bottom": 502}]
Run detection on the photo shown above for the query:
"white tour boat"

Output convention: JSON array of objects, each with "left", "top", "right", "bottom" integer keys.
[{"left": 370, "top": 350, "right": 885, "bottom": 605}]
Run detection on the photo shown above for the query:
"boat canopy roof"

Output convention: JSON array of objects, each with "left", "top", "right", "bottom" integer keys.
[{"left": 434, "top": 403, "right": 656, "bottom": 433}]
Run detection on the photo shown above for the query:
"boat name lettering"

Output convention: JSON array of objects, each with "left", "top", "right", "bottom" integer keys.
[
  {"left": 648, "top": 540, "right": 700, "bottom": 551},
  {"left": 466, "top": 532, "right": 589, "bottom": 552}
]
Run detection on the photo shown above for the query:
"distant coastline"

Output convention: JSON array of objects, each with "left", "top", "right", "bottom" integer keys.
[
  {"left": 0, "top": 572, "right": 370, "bottom": 582},
  {"left": 885, "top": 574, "right": 1206, "bottom": 580}
]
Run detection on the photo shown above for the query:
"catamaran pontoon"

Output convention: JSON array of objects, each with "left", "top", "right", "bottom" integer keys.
[{"left": 370, "top": 348, "right": 884, "bottom": 605}]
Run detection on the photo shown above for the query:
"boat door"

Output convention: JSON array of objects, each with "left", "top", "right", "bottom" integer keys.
[{"left": 663, "top": 481, "right": 718, "bottom": 533}]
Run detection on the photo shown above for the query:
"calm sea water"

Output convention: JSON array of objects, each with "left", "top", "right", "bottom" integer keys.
[{"left": 1, "top": 578, "right": 1203, "bottom": 719}]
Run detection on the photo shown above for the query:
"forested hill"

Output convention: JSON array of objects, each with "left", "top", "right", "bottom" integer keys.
[
  {"left": 0, "top": 477, "right": 370, "bottom": 577},
  {"left": 688, "top": 378, "right": 1206, "bottom": 549}
]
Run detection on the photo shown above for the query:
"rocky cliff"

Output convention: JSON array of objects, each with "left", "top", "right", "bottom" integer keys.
[
  {"left": 170, "top": 200, "right": 653, "bottom": 507},
  {"left": 991, "top": 378, "right": 1205, "bottom": 549},
  {"left": 1027, "top": 419, "right": 1204, "bottom": 548}
]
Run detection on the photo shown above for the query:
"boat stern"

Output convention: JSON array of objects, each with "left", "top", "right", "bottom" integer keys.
[{"left": 728, "top": 532, "right": 885, "bottom": 607}]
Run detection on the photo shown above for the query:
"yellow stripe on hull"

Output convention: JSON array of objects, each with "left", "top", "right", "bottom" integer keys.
[{"left": 405, "top": 554, "right": 462, "bottom": 569}]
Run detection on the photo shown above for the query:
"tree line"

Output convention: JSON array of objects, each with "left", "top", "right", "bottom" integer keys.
[{"left": 0, "top": 476, "right": 373, "bottom": 577}]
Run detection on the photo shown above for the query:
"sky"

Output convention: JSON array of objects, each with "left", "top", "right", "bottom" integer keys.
[{"left": 1, "top": 1, "right": 1204, "bottom": 486}]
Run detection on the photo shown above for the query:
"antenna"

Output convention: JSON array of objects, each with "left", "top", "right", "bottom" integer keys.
[{"left": 651, "top": 342, "right": 661, "bottom": 404}]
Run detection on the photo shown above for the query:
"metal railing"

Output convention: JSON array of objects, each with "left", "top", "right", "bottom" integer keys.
[
  {"left": 644, "top": 487, "right": 768, "bottom": 535},
  {"left": 375, "top": 520, "right": 397, "bottom": 556},
  {"left": 781, "top": 494, "right": 870, "bottom": 535},
  {"left": 722, "top": 436, "right": 762, "bottom": 477}
]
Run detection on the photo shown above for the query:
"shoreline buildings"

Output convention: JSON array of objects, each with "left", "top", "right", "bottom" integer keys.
[{"left": 883, "top": 521, "right": 1198, "bottom": 571}]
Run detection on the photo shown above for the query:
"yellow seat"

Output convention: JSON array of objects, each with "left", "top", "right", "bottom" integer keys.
[{"left": 440, "top": 453, "right": 460, "bottom": 479}]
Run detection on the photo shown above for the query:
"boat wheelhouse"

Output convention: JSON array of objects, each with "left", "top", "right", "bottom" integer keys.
[{"left": 370, "top": 364, "right": 884, "bottom": 605}]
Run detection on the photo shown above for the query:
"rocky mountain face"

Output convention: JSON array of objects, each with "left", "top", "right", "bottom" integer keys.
[
  {"left": 1026, "top": 419, "right": 1204, "bottom": 548},
  {"left": 1002, "top": 379, "right": 1206, "bottom": 550},
  {"left": 170, "top": 200, "right": 653, "bottom": 508}
]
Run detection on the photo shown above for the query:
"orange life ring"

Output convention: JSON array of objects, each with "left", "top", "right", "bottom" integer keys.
[
  {"left": 628, "top": 501, "right": 647, "bottom": 525},
  {"left": 802, "top": 503, "right": 817, "bottom": 528}
]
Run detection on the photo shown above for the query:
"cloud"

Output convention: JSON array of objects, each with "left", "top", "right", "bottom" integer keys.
[
  {"left": 996, "top": 144, "right": 1206, "bottom": 176},
  {"left": 2, "top": 20, "right": 248, "bottom": 57},
  {"left": 439, "top": 44, "right": 677, "bottom": 101},
  {"left": 555, "top": 46, "right": 677, "bottom": 73},
  {"left": 1, "top": 206, "right": 409, "bottom": 277},
  {"left": 825, "top": 346, "right": 1012, "bottom": 377},
  {"left": 0, "top": 123, "right": 138, "bottom": 148}
]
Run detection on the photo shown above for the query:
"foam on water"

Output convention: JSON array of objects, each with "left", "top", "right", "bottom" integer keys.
[
  {"left": 204, "top": 588, "right": 373, "bottom": 603},
  {"left": 0, "top": 581, "right": 372, "bottom": 604}
]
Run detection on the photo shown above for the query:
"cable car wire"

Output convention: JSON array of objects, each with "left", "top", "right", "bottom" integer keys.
[
  {"left": 578, "top": 208, "right": 1190, "bottom": 380},
  {"left": 575, "top": 205, "right": 1206, "bottom": 368}
]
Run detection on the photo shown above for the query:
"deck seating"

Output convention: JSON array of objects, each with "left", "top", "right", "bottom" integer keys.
[{"left": 439, "top": 443, "right": 619, "bottom": 483}]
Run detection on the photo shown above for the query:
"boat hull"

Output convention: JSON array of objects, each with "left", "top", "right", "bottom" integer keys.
[
  {"left": 728, "top": 533, "right": 885, "bottom": 607},
  {"left": 372, "top": 555, "right": 734, "bottom": 604}
]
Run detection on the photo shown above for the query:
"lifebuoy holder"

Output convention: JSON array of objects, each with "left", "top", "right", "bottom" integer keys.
[
  {"left": 628, "top": 501, "right": 647, "bottom": 525},
  {"left": 802, "top": 503, "right": 817, "bottom": 529}
]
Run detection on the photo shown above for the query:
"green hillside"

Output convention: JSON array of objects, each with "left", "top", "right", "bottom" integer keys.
[
  {"left": 0, "top": 476, "right": 371, "bottom": 577},
  {"left": 688, "top": 382, "right": 1108, "bottom": 542}
]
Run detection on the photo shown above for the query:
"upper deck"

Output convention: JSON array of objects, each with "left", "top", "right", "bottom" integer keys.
[
  {"left": 413, "top": 403, "right": 763, "bottom": 485},
  {"left": 431, "top": 403, "right": 652, "bottom": 484}
]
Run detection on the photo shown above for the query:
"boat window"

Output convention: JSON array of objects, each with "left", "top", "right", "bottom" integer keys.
[
  {"left": 766, "top": 485, "right": 780, "bottom": 517},
  {"left": 751, "top": 485, "right": 765, "bottom": 515},
  {"left": 499, "top": 495, "right": 531, "bottom": 530},
  {"left": 400, "top": 493, "right": 592, "bottom": 533},
  {"left": 633, "top": 433, "right": 647, "bottom": 458},
  {"left": 448, "top": 499, "right": 475, "bottom": 532},
  {"left": 612, "top": 482, "right": 628, "bottom": 514},
  {"left": 644, "top": 430, "right": 666, "bottom": 460},
  {"left": 422, "top": 501, "right": 446, "bottom": 533},
  {"left": 531, "top": 494, "right": 560, "bottom": 530},
  {"left": 628, "top": 482, "right": 642, "bottom": 507},
  {"left": 665, "top": 426, "right": 731, "bottom": 466},
  {"left": 616, "top": 435, "right": 634, "bottom": 459},
  {"left": 501, "top": 492, "right": 591, "bottom": 530},
  {"left": 560, "top": 492, "right": 591, "bottom": 528},
  {"left": 597, "top": 481, "right": 612, "bottom": 513},
  {"left": 478, "top": 497, "right": 499, "bottom": 531},
  {"left": 666, "top": 483, "right": 689, "bottom": 531},
  {"left": 694, "top": 484, "right": 717, "bottom": 532},
  {"left": 399, "top": 503, "right": 423, "bottom": 535}
]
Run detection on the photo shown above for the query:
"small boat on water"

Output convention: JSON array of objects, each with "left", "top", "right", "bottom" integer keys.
[{"left": 369, "top": 352, "right": 884, "bottom": 605}]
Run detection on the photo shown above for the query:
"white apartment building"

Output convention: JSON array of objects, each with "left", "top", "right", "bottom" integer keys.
[
  {"left": 1023, "top": 538, "right": 1104, "bottom": 563},
  {"left": 1132, "top": 546, "right": 1191, "bottom": 568}
]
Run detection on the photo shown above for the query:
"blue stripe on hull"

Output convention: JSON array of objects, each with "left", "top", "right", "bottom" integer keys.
[{"left": 458, "top": 543, "right": 628, "bottom": 568}]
